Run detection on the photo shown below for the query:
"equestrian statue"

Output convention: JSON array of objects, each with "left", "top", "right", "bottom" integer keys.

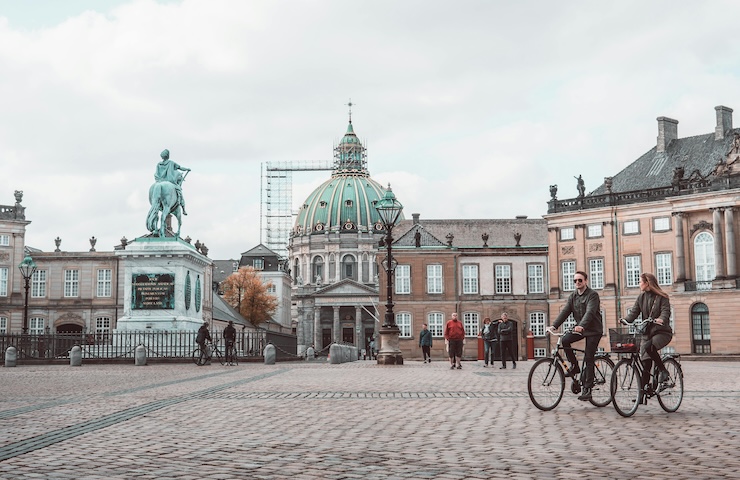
[{"left": 147, "top": 149, "right": 191, "bottom": 238}]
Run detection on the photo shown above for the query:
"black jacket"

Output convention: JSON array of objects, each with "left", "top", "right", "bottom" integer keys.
[
  {"left": 480, "top": 322, "right": 497, "bottom": 341},
  {"left": 196, "top": 325, "right": 211, "bottom": 344},
  {"left": 552, "top": 287, "right": 603, "bottom": 337},
  {"left": 224, "top": 325, "right": 237, "bottom": 342},
  {"left": 498, "top": 320, "right": 514, "bottom": 341}
]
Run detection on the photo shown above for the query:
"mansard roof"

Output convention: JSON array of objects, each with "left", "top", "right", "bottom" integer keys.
[{"left": 393, "top": 217, "right": 547, "bottom": 248}]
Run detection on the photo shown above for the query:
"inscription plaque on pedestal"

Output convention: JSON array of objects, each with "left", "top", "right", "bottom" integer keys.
[{"left": 132, "top": 273, "right": 175, "bottom": 309}]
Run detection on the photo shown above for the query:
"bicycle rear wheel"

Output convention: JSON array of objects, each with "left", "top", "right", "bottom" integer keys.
[
  {"left": 611, "top": 359, "right": 641, "bottom": 417},
  {"left": 213, "top": 348, "right": 225, "bottom": 366},
  {"left": 192, "top": 347, "right": 206, "bottom": 366},
  {"left": 657, "top": 358, "right": 684, "bottom": 413},
  {"left": 528, "top": 357, "right": 565, "bottom": 411},
  {"left": 589, "top": 356, "right": 615, "bottom": 407}
]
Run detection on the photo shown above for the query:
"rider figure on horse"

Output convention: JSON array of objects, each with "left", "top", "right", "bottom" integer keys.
[{"left": 155, "top": 149, "right": 190, "bottom": 215}]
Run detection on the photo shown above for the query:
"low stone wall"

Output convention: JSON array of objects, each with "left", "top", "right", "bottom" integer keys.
[{"left": 329, "top": 343, "right": 359, "bottom": 364}]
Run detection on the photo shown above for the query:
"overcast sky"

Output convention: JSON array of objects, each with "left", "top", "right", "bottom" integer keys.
[{"left": 3, "top": 0, "right": 740, "bottom": 260}]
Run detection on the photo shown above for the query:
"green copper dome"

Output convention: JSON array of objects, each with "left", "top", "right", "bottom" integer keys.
[{"left": 293, "top": 121, "right": 404, "bottom": 236}]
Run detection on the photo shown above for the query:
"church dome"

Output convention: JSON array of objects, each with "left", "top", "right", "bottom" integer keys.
[{"left": 293, "top": 121, "right": 403, "bottom": 236}]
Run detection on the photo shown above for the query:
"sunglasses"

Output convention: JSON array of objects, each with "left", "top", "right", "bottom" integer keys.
[{"left": 573, "top": 278, "right": 585, "bottom": 284}]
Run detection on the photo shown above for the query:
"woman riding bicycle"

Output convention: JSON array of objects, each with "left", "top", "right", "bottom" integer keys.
[{"left": 621, "top": 272, "right": 673, "bottom": 392}]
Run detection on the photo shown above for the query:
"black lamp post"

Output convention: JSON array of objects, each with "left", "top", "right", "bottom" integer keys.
[
  {"left": 375, "top": 185, "right": 403, "bottom": 365},
  {"left": 18, "top": 255, "right": 37, "bottom": 334}
]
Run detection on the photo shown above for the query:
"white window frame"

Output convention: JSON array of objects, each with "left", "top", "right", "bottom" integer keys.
[
  {"left": 463, "top": 312, "right": 479, "bottom": 337},
  {"left": 95, "top": 316, "right": 111, "bottom": 342},
  {"left": 560, "top": 227, "right": 575, "bottom": 241},
  {"left": 462, "top": 264, "right": 479, "bottom": 294},
  {"left": 625, "top": 255, "right": 641, "bottom": 288},
  {"left": 534, "top": 347, "right": 546, "bottom": 358},
  {"left": 562, "top": 261, "right": 576, "bottom": 292},
  {"left": 396, "top": 312, "right": 412, "bottom": 338},
  {"left": 395, "top": 265, "right": 411, "bottom": 295},
  {"left": 495, "top": 264, "right": 512, "bottom": 294},
  {"left": 527, "top": 264, "right": 545, "bottom": 294},
  {"left": 0, "top": 267, "right": 7, "bottom": 297},
  {"left": 428, "top": 312, "right": 444, "bottom": 337},
  {"left": 426, "top": 264, "right": 443, "bottom": 294},
  {"left": 32, "top": 270, "right": 46, "bottom": 298},
  {"left": 694, "top": 232, "right": 715, "bottom": 284},
  {"left": 29, "top": 317, "right": 44, "bottom": 335},
  {"left": 653, "top": 217, "right": 670, "bottom": 232},
  {"left": 529, "top": 312, "right": 546, "bottom": 337},
  {"left": 97, "top": 269, "right": 112, "bottom": 297},
  {"left": 587, "top": 224, "right": 603, "bottom": 238},
  {"left": 0, "top": 234, "right": 9, "bottom": 246},
  {"left": 0, "top": 316, "right": 7, "bottom": 334},
  {"left": 589, "top": 258, "right": 604, "bottom": 290},
  {"left": 623, "top": 220, "right": 640, "bottom": 235},
  {"left": 253, "top": 258, "right": 264, "bottom": 270},
  {"left": 64, "top": 269, "right": 79, "bottom": 298},
  {"left": 655, "top": 253, "right": 672, "bottom": 286}
]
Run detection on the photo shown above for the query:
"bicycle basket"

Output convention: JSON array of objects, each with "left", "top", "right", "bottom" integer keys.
[{"left": 609, "top": 328, "right": 639, "bottom": 353}]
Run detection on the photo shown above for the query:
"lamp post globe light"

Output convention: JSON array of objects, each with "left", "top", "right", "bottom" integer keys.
[
  {"left": 18, "top": 254, "right": 37, "bottom": 335},
  {"left": 375, "top": 185, "right": 404, "bottom": 365}
]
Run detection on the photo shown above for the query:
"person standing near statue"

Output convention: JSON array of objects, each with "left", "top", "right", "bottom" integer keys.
[
  {"left": 155, "top": 149, "right": 191, "bottom": 215},
  {"left": 419, "top": 323, "right": 433, "bottom": 363}
]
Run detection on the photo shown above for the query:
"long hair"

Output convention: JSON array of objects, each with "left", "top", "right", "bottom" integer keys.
[{"left": 641, "top": 273, "right": 668, "bottom": 298}]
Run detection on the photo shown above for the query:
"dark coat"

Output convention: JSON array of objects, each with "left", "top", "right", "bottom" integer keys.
[
  {"left": 552, "top": 287, "right": 603, "bottom": 337},
  {"left": 624, "top": 291, "right": 673, "bottom": 336},
  {"left": 224, "top": 324, "right": 237, "bottom": 342},
  {"left": 480, "top": 322, "right": 496, "bottom": 341},
  {"left": 196, "top": 325, "right": 211, "bottom": 344},
  {"left": 498, "top": 320, "right": 514, "bottom": 341},
  {"left": 419, "top": 328, "right": 433, "bottom": 347}
]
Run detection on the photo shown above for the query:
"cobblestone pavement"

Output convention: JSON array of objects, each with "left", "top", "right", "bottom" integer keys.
[{"left": 1, "top": 358, "right": 738, "bottom": 479}]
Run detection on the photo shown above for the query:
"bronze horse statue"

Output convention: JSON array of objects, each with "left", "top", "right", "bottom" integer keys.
[{"left": 147, "top": 178, "right": 183, "bottom": 238}]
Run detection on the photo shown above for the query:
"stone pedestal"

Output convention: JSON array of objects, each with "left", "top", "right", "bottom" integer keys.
[
  {"left": 115, "top": 236, "right": 212, "bottom": 333},
  {"left": 376, "top": 326, "right": 403, "bottom": 365}
]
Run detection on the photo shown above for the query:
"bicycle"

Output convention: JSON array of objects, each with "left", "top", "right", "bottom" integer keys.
[
  {"left": 528, "top": 327, "right": 614, "bottom": 411},
  {"left": 610, "top": 318, "right": 684, "bottom": 417},
  {"left": 224, "top": 341, "right": 239, "bottom": 366},
  {"left": 192, "top": 340, "right": 225, "bottom": 366}
]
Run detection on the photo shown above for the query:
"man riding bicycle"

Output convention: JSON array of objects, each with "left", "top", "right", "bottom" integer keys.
[{"left": 547, "top": 271, "right": 603, "bottom": 402}]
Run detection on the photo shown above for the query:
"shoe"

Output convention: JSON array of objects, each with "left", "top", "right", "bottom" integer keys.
[
  {"left": 564, "top": 366, "right": 580, "bottom": 378},
  {"left": 513, "top": 363, "right": 516, "bottom": 369},
  {"left": 450, "top": 365, "right": 455, "bottom": 370},
  {"left": 657, "top": 369, "right": 669, "bottom": 384},
  {"left": 577, "top": 388, "right": 592, "bottom": 401},
  {"left": 500, "top": 366, "right": 506, "bottom": 369},
  {"left": 457, "top": 365, "right": 462, "bottom": 369},
  {"left": 483, "top": 364, "right": 488, "bottom": 367}
]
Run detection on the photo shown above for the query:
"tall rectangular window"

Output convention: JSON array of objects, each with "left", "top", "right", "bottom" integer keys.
[
  {"left": 395, "top": 265, "right": 411, "bottom": 294},
  {"left": 428, "top": 313, "right": 444, "bottom": 337},
  {"left": 653, "top": 217, "right": 670, "bottom": 232},
  {"left": 589, "top": 258, "right": 604, "bottom": 289},
  {"left": 396, "top": 313, "right": 411, "bottom": 338},
  {"left": 0, "top": 267, "right": 7, "bottom": 296},
  {"left": 0, "top": 234, "right": 9, "bottom": 246},
  {"left": 253, "top": 259, "right": 264, "bottom": 270},
  {"left": 462, "top": 265, "right": 479, "bottom": 294},
  {"left": 29, "top": 317, "right": 44, "bottom": 335},
  {"left": 527, "top": 264, "right": 545, "bottom": 294},
  {"left": 0, "top": 316, "right": 7, "bottom": 334},
  {"left": 562, "top": 261, "right": 576, "bottom": 292},
  {"left": 97, "top": 269, "right": 112, "bottom": 297},
  {"left": 463, "top": 312, "right": 479, "bottom": 337},
  {"left": 64, "top": 269, "right": 79, "bottom": 297},
  {"left": 529, "top": 312, "right": 546, "bottom": 337},
  {"left": 655, "top": 253, "right": 672, "bottom": 286},
  {"left": 625, "top": 255, "right": 641, "bottom": 288},
  {"left": 32, "top": 270, "right": 46, "bottom": 297},
  {"left": 560, "top": 227, "right": 575, "bottom": 241},
  {"left": 96, "top": 317, "right": 111, "bottom": 342},
  {"left": 495, "top": 264, "right": 512, "bottom": 294},
  {"left": 587, "top": 224, "right": 603, "bottom": 238},
  {"left": 623, "top": 220, "right": 640, "bottom": 234},
  {"left": 426, "top": 264, "right": 442, "bottom": 294}
]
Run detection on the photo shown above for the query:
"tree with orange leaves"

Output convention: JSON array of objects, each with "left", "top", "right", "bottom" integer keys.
[{"left": 221, "top": 266, "right": 278, "bottom": 328}]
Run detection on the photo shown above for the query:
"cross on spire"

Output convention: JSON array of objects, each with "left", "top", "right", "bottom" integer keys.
[{"left": 346, "top": 98, "right": 354, "bottom": 123}]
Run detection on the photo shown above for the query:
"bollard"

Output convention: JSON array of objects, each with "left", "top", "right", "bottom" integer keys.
[
  {"left": 306, "top": 346, "right": 315, "bottom": 361},
  {"left": 135, "top": 344, "right": 147, "bottom": 366},
  {"left": 329, "top": 344, "right": 341, "bottom": 364},
  {"left": 264, "top": 343, "right": 276, "bottom": 365},
  {"left": 5, "top": 345, "right": 17, "bottom": 367},
  {"left": 70, "top": 345, "right": 82, "bottom": 366}
]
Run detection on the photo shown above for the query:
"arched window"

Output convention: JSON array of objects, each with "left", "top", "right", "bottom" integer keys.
[
  {"left": 342, "top": 254, "right": 357, "bottom": 281},
  {"left": 691, "top": 302, "right": 711, "bottom": 354},
  {"left": 312, "top": 255, "right": 324, "bottom": 284},
  {"left": 694, "top": 232, "right": 715, "bottom": 289}
]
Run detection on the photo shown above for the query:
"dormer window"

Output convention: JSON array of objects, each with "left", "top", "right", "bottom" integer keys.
[
  {"left": 232, "top": 262, "right": 239, "bottom": 272},
  {"left": 253, "top": 258, "right": 264, "bottom": 270},
  {"left": 319, "top": 201, "right": 327, "bottom": 208},
  {"left": 345, "top": 199, "right": 353, "bottom": 208}
]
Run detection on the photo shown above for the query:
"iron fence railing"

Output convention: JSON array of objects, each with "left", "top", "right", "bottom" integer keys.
[{"left": 0, "top": 329, "right": 297, "bottom": 362}]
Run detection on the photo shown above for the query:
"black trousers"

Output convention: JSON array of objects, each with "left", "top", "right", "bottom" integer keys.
[
  {"left": 561, "top": 333, "right": 600, "bottom": 389},
  {"left": 499, "top": 339, "right": 516, "bottom": 366},
  {"left": 421, "top": 345, "right": 431, "bottom": 361}
]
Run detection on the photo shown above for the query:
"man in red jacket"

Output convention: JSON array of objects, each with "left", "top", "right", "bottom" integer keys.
[{"left": 444, "top": 312, "right": 465, "bottom": 370}]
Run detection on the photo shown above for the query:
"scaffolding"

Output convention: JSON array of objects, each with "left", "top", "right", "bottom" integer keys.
[{"left": 261, "top": 160, "right": 333, "bottom": 257}]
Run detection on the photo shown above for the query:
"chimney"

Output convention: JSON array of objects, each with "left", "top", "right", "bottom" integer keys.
[
  {"left": 412, "top": 213, "right": 420, "bottom": 225},
  {"left": 715, "top": 105, "right": 733, "bottom": 140},
  {"left": 657, "top": 116, "right": 678, "bottom": 153}
]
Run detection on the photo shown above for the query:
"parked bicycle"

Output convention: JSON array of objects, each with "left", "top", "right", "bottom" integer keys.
[
  {"left": 192, "top": 340, "right": 225, "bottom": 366},
  {"left": 528, "top": 327, "right": 614, "bottom": 411},
  {"left": 610, "top": 318, "right": 684, "bottom": 417}
]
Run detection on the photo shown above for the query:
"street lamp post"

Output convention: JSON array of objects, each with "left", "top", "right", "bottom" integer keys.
[
  {"left": 375, "top": 185, "right": 404, "bottom": 365},
  {"left": 18, "top": 255, "right": 37, "bottom": 335}
]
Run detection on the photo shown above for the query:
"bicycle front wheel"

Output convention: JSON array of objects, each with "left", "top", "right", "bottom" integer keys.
[
  {"left": 192, "top": 347, "right": 206, "bottom": 366},
  {"left": 590, "top": 356, "right": 615, "bottom": 407},
  {"left": 611, "top": 359, "right": 641, "bottom": 417},
  {"left": 657, "top": 358, "right": 684, "bottom": 413},
  {"left": 528, "top": 357, "right": 565, "bottom": 411}
]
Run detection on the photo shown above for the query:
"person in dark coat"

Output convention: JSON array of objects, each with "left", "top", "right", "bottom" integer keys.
[
  {"left": 479, "top": 317, "right": 496, "bottom": 367},
  {"left": 497, "top": 313, "right": 516, "bottom": 369},
  {"left": 196, "top": 322, "right": 211, "bottom": 348},
  {"left": 419, "top": 323, "right": 433, "bottom": 363},
  {"left": 548, "top": 271, "right": 603, "bottom": 402},
  {"left": 622, "top": 272, "right": 673, "bottom": 390},
  {"left": 223, "top": 321, "right": 237, "bottom": 366}
]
